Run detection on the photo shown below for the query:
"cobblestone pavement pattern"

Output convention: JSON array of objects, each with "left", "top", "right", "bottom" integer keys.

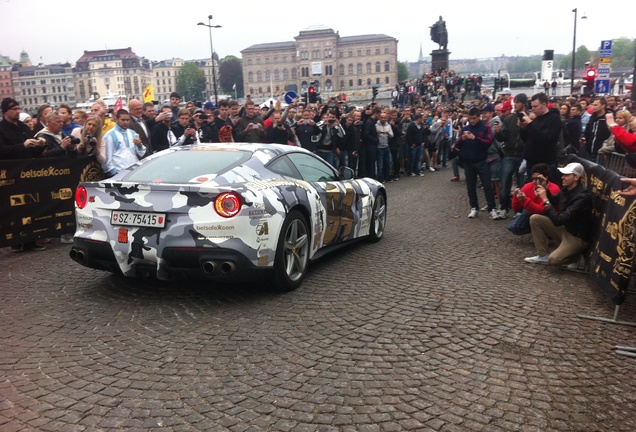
[{"left": 2, "top": 171, "right": 636, "bottom": 432}]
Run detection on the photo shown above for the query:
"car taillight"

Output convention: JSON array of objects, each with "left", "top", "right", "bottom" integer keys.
[
  {"left": 214, "top": 192, "right": 241, "bottom": 218},
  {"left": 76, "top": 185, "right": 88, "bottom": 209}
]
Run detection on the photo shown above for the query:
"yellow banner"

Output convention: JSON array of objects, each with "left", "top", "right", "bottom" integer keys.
[{"left": 143, "top": 84, "right": 155, "bottom": 103}]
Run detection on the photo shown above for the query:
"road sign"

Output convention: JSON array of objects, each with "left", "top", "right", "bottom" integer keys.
[
  {"left": 598, "top": 67, "right": 611, "bottom": 75},
  {"left": 600, "top": 40, "right": 613, "bottom": 51},
  {"left": 595, "top": 79, "right": 610, "bottom": 94},
  {"left": 284, "top": 91, "right": 298, "bottom": 104},
  {"left": 599, "top": 50, "right": 612, "bottom": 58}
]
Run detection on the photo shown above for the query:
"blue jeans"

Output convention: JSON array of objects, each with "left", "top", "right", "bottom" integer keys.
[
  {"left": 410, "top": 145, "right": 423, "bottom": 175},
  {"left": 376, "top": 146, "right": 392, "bottom": 182},
  {"left": 500, "top": 156, "right": 524, "bottom": 211},
  {"left": 316, "top": 150, "right": 334, "bottom": 167},
  {"left": 464, "top": 159, "right": 496, "bottom": 210}
]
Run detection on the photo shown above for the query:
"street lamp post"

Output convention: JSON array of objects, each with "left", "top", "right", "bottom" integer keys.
[
  {"left": 198, "top": 15, "right": 221, "bottom": 106},
  {"left": 570, "top": 8, "right": 587, "bottom": 95}
]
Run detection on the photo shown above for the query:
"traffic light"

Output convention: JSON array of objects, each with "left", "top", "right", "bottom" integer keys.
[
  {"left": 372, "top": 86, "right": 378, "bottom": 101},
  {"left": 584, "top": 67, "right": 596, "bottom": 94},
  {"left": 308, "top": 86, "right": 316, "bottom": 103}
]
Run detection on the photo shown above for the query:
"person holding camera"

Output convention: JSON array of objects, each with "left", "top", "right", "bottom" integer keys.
[
  {"left": 191, "top": 109, "right": 219, "bottom": 143},
  {"left": 314, "top": 110, "right": 345, "bottom": 166},
  {"left": 508, "top": 163, "right": 560, "bottom": 235},
  {"left": 35, "top": 111, "right": 78, "bottom": 158},
  {"left": 234, "top": 99, "right": 266, "bottom": 143},
  {"left": 524, "top": 162, "right": 592, "bottom": 266},
  {"left": 76, "top": 115, "right": 105, "bottom": 164},
  {"left": 265, "top": 110, "right": 293, "bottom": 145},
  {"left": 519, "top": 93, "right": 562, "bottom": 183}
]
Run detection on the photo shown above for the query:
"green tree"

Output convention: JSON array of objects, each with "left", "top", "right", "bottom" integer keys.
[
  {"left": 219, "top": 56, "right": 243, "bottom": 98},
  {"left": 397, "top": 61, "right": 408, "bottom": 82},
  {"left": 611, "top": 38, "right": 635, "bottom": 68},
  {"left": 176, "top": 63, "right": 206, "bottom": 102}
]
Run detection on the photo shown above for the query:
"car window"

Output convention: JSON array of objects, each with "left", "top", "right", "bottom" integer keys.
[
  {"left": 122, "top": 149, "right": 251, "bottom": 183},
  {"left": 267, "top": 155, "right": 301, "bottom": 179},
  {"left": 287, "top": 153, "right": 338, "bottom": 182}
]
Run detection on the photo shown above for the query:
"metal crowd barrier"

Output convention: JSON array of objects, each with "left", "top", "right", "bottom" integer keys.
[{"left": 597, "top": 152, "right": 636, "bottom": 178}]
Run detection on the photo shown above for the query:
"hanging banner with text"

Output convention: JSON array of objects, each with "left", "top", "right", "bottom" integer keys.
[
  {"left": 562, "top": 155, "right": 635, "bottom": 305},
  {"left": 0, "top": 156, "right": 103, "bottom": 247}
]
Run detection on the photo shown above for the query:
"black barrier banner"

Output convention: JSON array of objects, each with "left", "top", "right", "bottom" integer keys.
[
  {"left": 0, "top": 157, "right": 103, "bottom": 248},
  {"left": 562, "top": 155, "right": 635, "bottom": 305}
]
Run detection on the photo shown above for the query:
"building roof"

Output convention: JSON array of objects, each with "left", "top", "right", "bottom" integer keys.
[
  {"left": 76, "top": 48, "right": 139, "bottom": 64},
  {"left": 242, "top": 41, "right": 296, "bottom": 53},
  {"left": 241, "top": 33, "right": 396, "bottom": 54}
]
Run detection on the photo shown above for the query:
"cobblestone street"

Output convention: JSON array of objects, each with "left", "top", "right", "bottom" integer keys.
[{"left": 2, "top": 170, "right": 636, "bottom": 431}]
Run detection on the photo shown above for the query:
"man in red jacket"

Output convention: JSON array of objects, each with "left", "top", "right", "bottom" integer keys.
[{"left": 508, "top": 163, "right": 561, "bottom": 235}]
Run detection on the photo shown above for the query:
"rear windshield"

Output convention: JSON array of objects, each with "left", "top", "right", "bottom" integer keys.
[{"left": 122, "top": 148, "right": 252, "bottom": 183}]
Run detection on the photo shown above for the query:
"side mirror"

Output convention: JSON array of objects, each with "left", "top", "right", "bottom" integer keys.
[{"left": 339, "top": 166, "right": 355, "bottom": 180}]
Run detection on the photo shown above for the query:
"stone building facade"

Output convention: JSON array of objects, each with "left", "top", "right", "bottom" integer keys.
[
  {"left": 241, "top": 26, "right": 398, "bottom": 99},
  {"left": 73, "top": 48, "right": 152, "bottom": 103},
  {"left": 11, "top": 63, "right": 76, "bottom": 114}
]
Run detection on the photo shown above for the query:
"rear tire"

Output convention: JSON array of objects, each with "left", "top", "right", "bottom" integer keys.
[
  {"left": 270, "top": 210, "right": 310, "bottom": 291},
  {"left": 367, "top": 193, "right": 387, "bottom": 243}
]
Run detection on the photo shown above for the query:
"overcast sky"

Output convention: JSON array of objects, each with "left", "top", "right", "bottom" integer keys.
[{"left": 1, "top": 1, "right": 633, "bottom": 66}]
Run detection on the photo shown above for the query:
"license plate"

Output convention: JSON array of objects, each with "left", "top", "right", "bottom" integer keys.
[{"left": 111, "top": 210, "right": 166, "bottom": 228}]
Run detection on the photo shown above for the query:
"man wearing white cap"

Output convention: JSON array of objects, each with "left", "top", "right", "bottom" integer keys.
[{"left": 524, "top": 162, "right": 592, "bottom": 266}]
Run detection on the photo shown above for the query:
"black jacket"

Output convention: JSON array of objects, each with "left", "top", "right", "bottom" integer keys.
[
  {"left": 545, "top": 182, "right": 593, "bottom": 242},
  {"left": 361, "top": 117, "right": 379, "bottom": 147},
  {"left": 0, "top": 119, "right": 35, "bottom": 159},
  {"left": 520, "top": 107, "right": 562, "bottom": 166}
]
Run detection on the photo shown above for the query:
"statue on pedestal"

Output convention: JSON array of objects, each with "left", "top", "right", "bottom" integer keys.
[{"left": 430, "top": 16, "right": 448, "bottom": 50}]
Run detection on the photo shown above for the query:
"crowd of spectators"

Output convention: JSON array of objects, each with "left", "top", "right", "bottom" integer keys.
[{"left": 2, "top": 68, "right": 636, "bottom": 265}]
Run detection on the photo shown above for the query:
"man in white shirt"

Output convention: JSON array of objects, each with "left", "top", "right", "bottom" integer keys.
[{"left": 103, "top": 109, "right": 146, "bottom": 177}]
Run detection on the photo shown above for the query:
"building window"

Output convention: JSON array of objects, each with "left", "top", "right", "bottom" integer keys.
[
  {"left": 375, "top": 62, "right": 381, "bottom": 73},
  {"left": 265, "top": 57, "right": 269, "bottom": 64},
  {"left": 348, "top": 64, "right": 353, "bottom": 75},
  {"left": 367, "top": 78, "right": 371, "bottom": 85},
  {"left": 357, "top": 50, "right": 362, "bottom": 56},
  {"left": 357, "top": 64, "right": 362, "bottom": 75},
  {"left": 282, "top": 55, "right": 287, "bottom": 63},
  {"left": 256, "top": 58, "right": 261, "bottom": 65},
  {"left": 385, "top": 47, "right": 390, "bottom": 54},
  {"left": 348, "top": 50, "right": 353, "bottom": 57},
  {"left": 385, "top": 61, "right": 390, "bottom": 72},
  {"left": 385, "top": 76, "right": 390, "bottom": 84},
  {"left": 291, "top": 69, "right": 297, "bottom": 79},
  {"left": 376, "top": 48, "right": 381, "bottom": 55},
  {"left": 283, "top": 69, "right": 289, "bottom": 80},
  {"left": 366, "top": 49, "right": 371, "bottom": 56},
  {"left": 325, "top": 49, "right": 332, "bottom": 59},
  {"left": 274, "top": 69, "right": 280, "bottom": 80},
  {"left": 247, "top": 59, "right": 252, "bottom": 66},
  {"left": 376, "top": 78, "right": 380, "bottom": 84},
  {"left": 248, "top": 72, "right": 254, "bottom": 83},
  {"left": 338, "top": 51, "right": 344, "bottom": 58},
  {"left": 257, "top": 71, "right": 262, "bottom": 82},
  {"left": 357, "top": 79, "right": 362, "bottom": 86},
  {"left": 339, "top": 65, "right": 345, "bottom": 76},
  {"left": 366, "top": 63, "right": 371, "bottom": 74},
  {"left": 273, "top": 56, "right": 278, "bottom": 63}
]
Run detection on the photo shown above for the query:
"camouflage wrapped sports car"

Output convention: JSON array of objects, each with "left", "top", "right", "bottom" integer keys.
[{"left": 70, "top": 143, "right": 387, "bottom": 291}]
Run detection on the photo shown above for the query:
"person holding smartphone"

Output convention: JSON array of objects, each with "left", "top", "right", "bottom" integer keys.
[
  {"left": 524, "top": 162, "right": 592, "bottom": 266},
  {"left": 508, "top": 163, "right": 561, "bottom": 235}
]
